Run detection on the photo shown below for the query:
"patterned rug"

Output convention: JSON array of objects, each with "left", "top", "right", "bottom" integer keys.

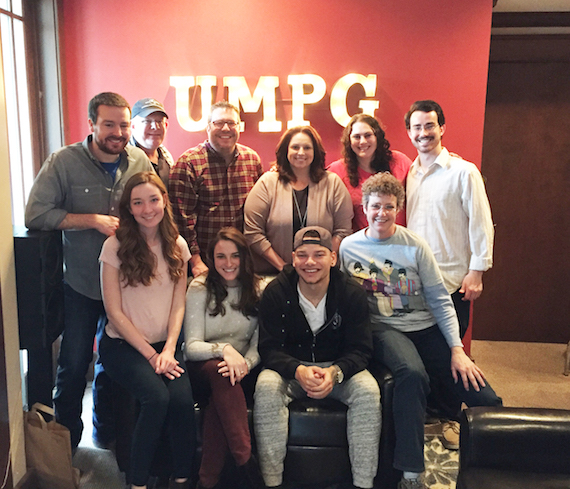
[
  {"left": 424, "top": 435, "right": 459, "bottom": 489},
  {"left": 74, "top": 435, "right": 459, "bottom": 489}
]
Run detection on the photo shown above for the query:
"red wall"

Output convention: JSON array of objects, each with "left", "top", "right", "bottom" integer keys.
[{"left": 60, "top": 0, "right": 492, "bottom": 169}]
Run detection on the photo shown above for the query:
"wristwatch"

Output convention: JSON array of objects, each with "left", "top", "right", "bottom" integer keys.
[{"left": 332, "top": 364, "right": 344, "bottom": 385}]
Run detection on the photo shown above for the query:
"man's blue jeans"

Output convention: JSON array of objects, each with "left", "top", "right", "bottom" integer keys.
[
  {"left": 451, "top": 290, "right": 471, "bottom": 339},
  {"left": 372, "top": 323, "right": 502, "bottom": 473},
  {"left": 53, "top": 283, "right": 106, "bottom": 448}
]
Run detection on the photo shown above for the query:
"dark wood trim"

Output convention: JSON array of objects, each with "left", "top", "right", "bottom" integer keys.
[
  {"left": 490, "top": 34, "right": 570, "bottom": 62},
  {"left": 0, "top": 285, "right": 13, "bottom": 488},
  {"left": 24, "top": 0, "right": 65, "bottom": 171},
  {"left": 478, "top": 35, "right": 570, "bottom": 342},
  {"left": 492, "top": 11, "right": 570, "bottom": 28},
  {"left": 23, "top": 0, "right": 45, "bottom": 175}
]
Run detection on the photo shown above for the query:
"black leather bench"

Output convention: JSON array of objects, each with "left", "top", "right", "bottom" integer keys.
[{"left": 113, "top": 361, "right": 398, "bottom": 488}]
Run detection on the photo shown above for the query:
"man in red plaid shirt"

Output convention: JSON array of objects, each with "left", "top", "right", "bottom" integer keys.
[{"left": 169, "top": 101, "right": 263, "bottom": 276}]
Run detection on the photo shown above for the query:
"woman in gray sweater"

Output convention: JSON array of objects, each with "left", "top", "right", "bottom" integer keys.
[{"left": 184, "top": 227, "right": 265, "bottom": 489}]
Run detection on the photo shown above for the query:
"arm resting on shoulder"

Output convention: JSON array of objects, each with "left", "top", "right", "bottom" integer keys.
[{"left": 58, "top": 213, "right": 119, "bottom": 236}]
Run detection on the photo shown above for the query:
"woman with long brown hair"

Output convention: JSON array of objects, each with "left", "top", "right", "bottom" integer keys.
[
  {"left": 184, "top": 227, "right": 265, "bottom": 489},
  {"left": 98, "top": 171, "right": 195, "bottom": 489},
  {"left": 328, "top": 113, "right": 412, "bottom": 231},
  {"left": 244, "top": 125, "right": 352, "bottom": 273}
]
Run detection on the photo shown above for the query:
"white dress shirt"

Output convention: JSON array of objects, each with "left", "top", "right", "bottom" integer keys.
[{"left": 406, "top": 147, "right": 494, "bottom": 293}]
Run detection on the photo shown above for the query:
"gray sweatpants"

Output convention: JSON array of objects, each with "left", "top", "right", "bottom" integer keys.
[{"left": 253, "top": 368, "right": 381, "bottom": 488}]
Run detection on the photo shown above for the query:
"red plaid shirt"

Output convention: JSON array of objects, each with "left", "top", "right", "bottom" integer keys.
[{"left": 169, "top": 141, "right": 263, "bottom": 256}]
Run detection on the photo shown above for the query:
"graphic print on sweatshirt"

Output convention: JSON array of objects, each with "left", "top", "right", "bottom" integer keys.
[{"left": 349, "top": 258, "right": 427, "bottom": 318}]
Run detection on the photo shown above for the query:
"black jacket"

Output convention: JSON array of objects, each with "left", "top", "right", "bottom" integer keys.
[{"left": 259, "top": 265, "right": 372, "bottom": 380}]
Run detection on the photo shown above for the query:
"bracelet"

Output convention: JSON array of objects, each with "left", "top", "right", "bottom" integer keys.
[{"left": 147, "top": 352, "right": 158, "bottom": 362}]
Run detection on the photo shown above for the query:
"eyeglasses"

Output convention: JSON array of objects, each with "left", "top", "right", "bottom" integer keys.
[
  {"left": 350, "top": 132, "right": 376, "bottom": 141},
  {"left": 140, "top": 119, "right": 166, "bottom": 128},
  {"left": 410, "top": 122, "right": 439, "bottom": 133},
  {"left": 210, "top": 120, "right": 239, "bottom": 129},
  {"left": 368, "top": 204, "right": 397, "bottom": 213}
]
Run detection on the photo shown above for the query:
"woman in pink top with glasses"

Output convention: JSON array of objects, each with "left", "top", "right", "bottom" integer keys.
[{"left": 328, "top": 113, "right": 412, "bottom": 232}]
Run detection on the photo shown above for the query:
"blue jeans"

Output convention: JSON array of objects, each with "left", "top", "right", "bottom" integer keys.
[
  {"left": 451, "top": 290, "right": 471, "bottom": 339},
  {"left": 372, "top": 324, "right": 502, "bottom": 473},
  {"left": 53, "top": 283, "right": 106, "bottom": 448},
  {"left": 92, "top": 328, "right": 116, "bottom": 446},
  {"left": 100, "top": 332, "right": 196, "bottom": 486}
]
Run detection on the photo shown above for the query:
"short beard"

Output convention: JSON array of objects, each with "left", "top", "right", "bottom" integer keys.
[{"left": 96, "top": 137, "right": 126, "bottom": 155}]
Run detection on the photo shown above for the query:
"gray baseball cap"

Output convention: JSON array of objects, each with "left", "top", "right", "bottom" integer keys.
[
  {"left": 293, "top": 226, "right": 333, "bottom": 251},
  {"left": 132, "top": 98, "right": 168, "bottom": 118}
]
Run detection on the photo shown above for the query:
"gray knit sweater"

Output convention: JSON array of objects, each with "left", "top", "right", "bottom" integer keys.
[{"left": 183, "top": 274, "right": 260, "bottom": 371}]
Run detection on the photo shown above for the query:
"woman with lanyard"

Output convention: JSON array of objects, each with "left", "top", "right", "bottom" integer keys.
[{"left": 244, "top": 126, "right": 353, "bottom": 274}]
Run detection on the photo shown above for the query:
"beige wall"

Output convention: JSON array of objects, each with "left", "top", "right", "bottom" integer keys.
[{"left": 0, "top": 47, "right": 27, "bottom": 485}]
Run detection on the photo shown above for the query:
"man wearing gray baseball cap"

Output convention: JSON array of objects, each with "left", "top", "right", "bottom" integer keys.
[
  {"left": 254, "top": 226, "right": 381, "bottom": 489},
  {"left": 130, "top": 97, "right": 174, "bottom": 186}
]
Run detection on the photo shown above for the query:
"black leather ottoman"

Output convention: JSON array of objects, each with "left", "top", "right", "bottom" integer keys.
[
  {"left": 457, "top": 406, "right": 570, "bottom": 489},
  {"left": 279, "top": 362, "right": 398, "bottom": 489}
]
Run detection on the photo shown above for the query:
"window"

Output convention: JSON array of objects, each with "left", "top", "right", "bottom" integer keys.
[{"left": 1, "top": 0, "right": 34, "bottom": 226}]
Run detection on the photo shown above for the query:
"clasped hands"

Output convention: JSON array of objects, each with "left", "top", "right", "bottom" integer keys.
[
  {"left": 149, "top": 350, "right": 184, "bottom": 380},
  {"left": 295, "top": 364, "right": 336, "bottom": 399}
]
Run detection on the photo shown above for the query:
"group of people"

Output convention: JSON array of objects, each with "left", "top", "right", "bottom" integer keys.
[{"left": 24, "top": 91, "right": 501, "bottom": 489}]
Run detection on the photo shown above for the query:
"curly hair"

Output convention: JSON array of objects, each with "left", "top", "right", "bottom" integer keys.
[
  {"left": 274, "top": 126, "right": 326, "bottom": 184},
  {"left": 341, "top": 114, "right": 393, "bottom": 188},
  {"left": 116, "top": 171, "right": 184, "bottom": 287},
  {"left": 361, "top": 172, "right": 405, "bottom": 211},
  {"left": 204, "top": 227, "right": 260, "bottom": 317}
]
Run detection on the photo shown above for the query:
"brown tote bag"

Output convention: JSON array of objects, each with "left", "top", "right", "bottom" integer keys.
[{"left": 24, "top": 403, "right": 80, "bottom": 489}]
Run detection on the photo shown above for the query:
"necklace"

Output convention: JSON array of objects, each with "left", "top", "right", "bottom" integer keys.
[{"left": 293, "top": 187, "right": 308, "bottom": 229}]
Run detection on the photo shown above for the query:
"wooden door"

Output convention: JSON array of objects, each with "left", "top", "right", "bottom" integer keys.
[{"left": 475, "top": 35, "right": 570, "bottom": 343}]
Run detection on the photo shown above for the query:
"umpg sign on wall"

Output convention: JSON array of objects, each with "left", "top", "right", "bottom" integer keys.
[{"left": 170, "top": 73, "right": 379, "bottom": 132}]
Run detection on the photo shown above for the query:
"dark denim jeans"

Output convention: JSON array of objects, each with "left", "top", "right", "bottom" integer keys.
[
  {"left": 451, "top": 289, "right": 471, "bottom": 339},
  {"left": 53, "top": 283, "right": 106, "bottom": 448},
  {"left": 372, "top": 323, "right": 502, "bottom": 473},
  {"left": 100, "top": 332, "right": 196, "bottom": 486},
  {"left": 92, "top": 333, "right": 115, "bottom": 446}
]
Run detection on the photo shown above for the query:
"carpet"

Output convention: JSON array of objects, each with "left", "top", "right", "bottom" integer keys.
[{"left": 424, "top": 435, "right": 459, "bottom": 489}]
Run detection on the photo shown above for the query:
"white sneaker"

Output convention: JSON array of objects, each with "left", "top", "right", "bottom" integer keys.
[{"left": 397, "top": 476, "right": 428, "bottom": 489}]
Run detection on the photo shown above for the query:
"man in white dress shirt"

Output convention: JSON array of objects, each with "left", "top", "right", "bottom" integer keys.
[{"left": 404, "top": 99, "right": 494, "bottom": 450}]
